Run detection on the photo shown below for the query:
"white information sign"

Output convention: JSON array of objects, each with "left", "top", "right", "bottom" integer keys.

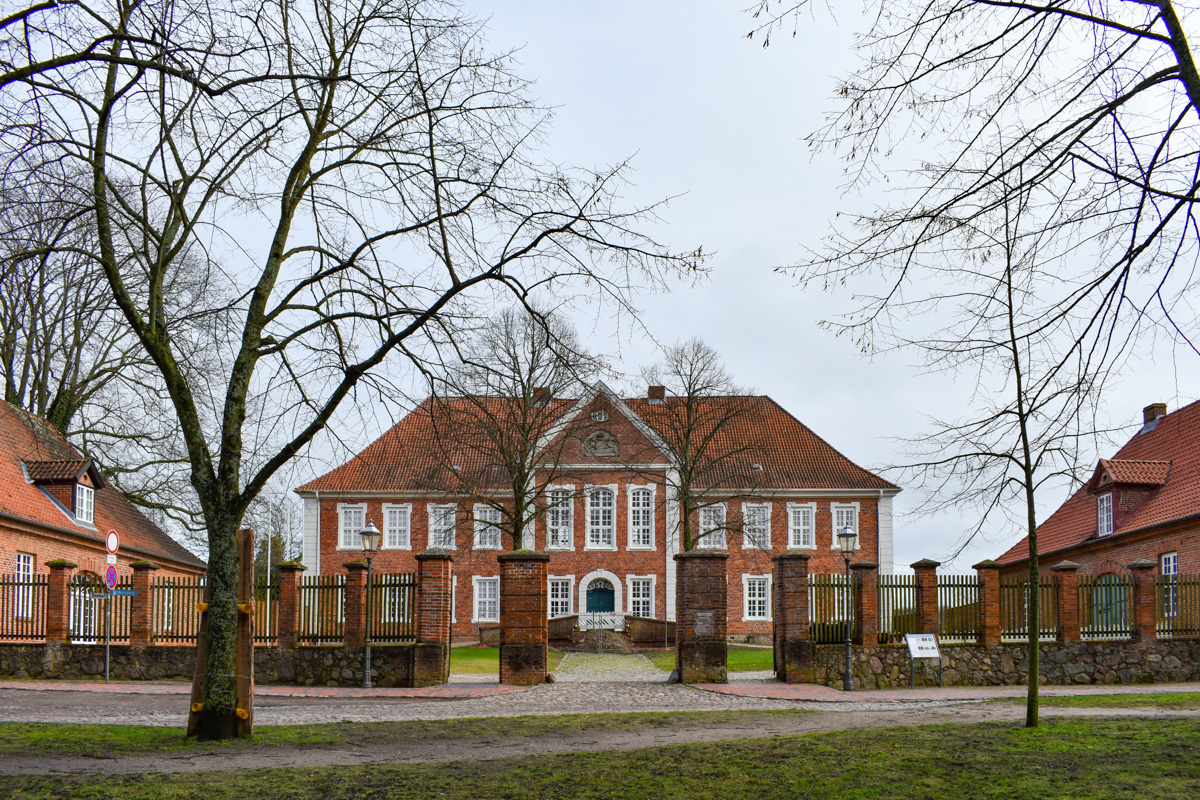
[
  {"left": 106, "top": 553, "right": 117, "bottom": 566},
  {"left": 905, "top": 633, "right": 941, "bottom": 659}
]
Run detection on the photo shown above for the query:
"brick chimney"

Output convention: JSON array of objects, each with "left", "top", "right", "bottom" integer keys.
[
  {"left": 647, "top": 385, "right": 666, "bottom": 403},
  {"left": 1143, "top": 403, "right": 1167, "bottom": 424}
]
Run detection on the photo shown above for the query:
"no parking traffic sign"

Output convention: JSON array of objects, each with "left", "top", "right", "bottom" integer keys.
[{"left": 105, "top": 564, "right": 118, "bottom": 589}]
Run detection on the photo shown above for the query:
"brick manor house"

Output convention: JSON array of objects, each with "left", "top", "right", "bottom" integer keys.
[{"left": 297, "top": 383, "right": 899, "bottom": 640}]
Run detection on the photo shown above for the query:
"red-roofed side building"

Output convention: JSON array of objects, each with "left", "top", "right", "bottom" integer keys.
[
  {"left": 996, "top": 401, "right": 1200, "bottom": 581},
  {"left": 296, "top": 383, "right": 900, "bottom": 640},
  {"left": 0, "top": 402, "right": 206, "bottom": 597}
]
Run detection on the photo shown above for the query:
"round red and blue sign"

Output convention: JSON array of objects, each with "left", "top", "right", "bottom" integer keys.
[{"left": 105, "top": 565, "right": 118, "bottom": 589}]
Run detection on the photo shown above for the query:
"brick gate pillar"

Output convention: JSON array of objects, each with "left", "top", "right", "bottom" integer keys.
[
  {"left": 852, "top": 562, "right": 879, "bottom": 646},
  {"left": 130, "top": 561, "right": 159, "bottom": 647},
  {"left": 276, "top": 562, "right": 306, "bottom": 649},
  {"left": 772, "top": 552, "right": 812, "bottom": 683},
  {"left": 911, "top": 558, "right": 941, "bottom": 636},
  {"left": 1127, "top": 559, "right": 1158, "bottom": 643},
  {"left": 1051, "top": 561, "right": 1081, "bottom": 643},
  {"left": 973, "top": 560, "right": 1002, "bottom": 646},
  {"left": 675, "top": 550, "right": 728, "bottom": 684},
  {"left": 498, "top": 550, "right": 549, "bottom": 686},
  {"left": 343, "top": 561, "right": 367, "bottom": 649},
  {"left": 45, "top": 559, "right": 76, "bottom": 645},
  {"left": 414, "top": 548, "right": 454, "bottom": 686}
]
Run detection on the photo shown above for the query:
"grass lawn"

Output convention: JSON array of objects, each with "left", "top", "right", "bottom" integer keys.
[
  {"left": 2, "top": 718, "right": 1196, "bottom": 798},
  {"left": 1005, "top": 692, "right": 1200, "bottom": 710},
  {"left": 0, "top": 710, "right": 809, "bottom": 758},
  {"left": 448, "top": 645, "right": 564, "bottom": 674},
  {"left": 642, "top": 644, "right": 772, "bottom": 673}
]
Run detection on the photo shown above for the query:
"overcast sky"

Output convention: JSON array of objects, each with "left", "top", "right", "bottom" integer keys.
[{"left": 305, "top": 1, "right": 1200, "bottom": 571}]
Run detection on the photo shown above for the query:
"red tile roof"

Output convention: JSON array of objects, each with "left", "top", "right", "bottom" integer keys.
[
  {"left": 298, "top": 390, "right": 897, "bottom": 494},
  {"left": 23, "top": 460, "right": 93, "bottom": 483},
  {"left": 997, "top": 399, "right": 1200, "bottom": 564},
  {"left": 0, "top": 402, "right": 204, "bottom": 569}
]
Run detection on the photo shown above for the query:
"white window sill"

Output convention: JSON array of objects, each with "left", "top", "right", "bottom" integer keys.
[
  {"left": 627, "top": 545, "right": 655, "bottom": 551},
  {"left": 474, "top": 545, "right": 502, "bottom": 551},
  {"left": 471, "top": 618, "right": 500, "bottom": 625},
  {"left": 743, "top": 615, "right": 771, "bottom": 622},
  {"left": 547, "top": 545, "right": 575, "bottom": 552},
  {"left": 381, "top": 545, "right": 412, "bottom": 551},
  {"left": 584, "top": 544, "right": 618, "bottom": 551},
  {"left": 787, "top": 544, "right": 817, "bottom": 551}
]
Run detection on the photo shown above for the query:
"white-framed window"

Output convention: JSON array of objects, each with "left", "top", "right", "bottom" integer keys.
[
  {"left": 697, "top": 502, "right": 726, "bottom": 549},
  {"left": 338, "top": 503, "right": 367, "bottom": 549},
  {"left": 14, "top": 552, "right": 34, "bottom": 617},
  {"left": 428, "top": 503, "right": 457, "bottom": 549},
  {"left": 473, "top": 576, "right": 500, "bottom": 623},
  {"left": 628, "top": 486, "right": 655, "bottom": 549},
  {"left": 546, "top": 487, "right": 574, "bottom": 550},
  {"left": 1162, "top": 551, "right": 1179, "bottom": 618},
  {"left": 831, "top": 503, "right": 860, "bottom": 549},
  {"left": 743, "top": 574, "right": 771, "bottom": 621},
  {"left": 474, "top": 504, "right": 502, "bottom": 550},
  {"left": 75, "top": 484, "right": 94, "bottom": 524},
  {"left": 742, "top": 502, "right": 770, "bottom": 549},
  {"left": 787, "top": 503, "right": 815, "bottom": 549},
  {"left": 1098, "top": 493, "right": 1114, "bottom": 537},
  {"left": 586, "top": 486, "right": 617, "bottom": 549},
  {"left": 549, "top": 576, "right": 574, "bottom": 617},
  {"left": 382, "top": 503, "right": 412, "bottom": 549},
  {"left": 627, "top": 575, "right": 655, "bottom": 617}
]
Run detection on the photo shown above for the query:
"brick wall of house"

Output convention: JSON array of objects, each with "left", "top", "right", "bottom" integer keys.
[
  {"left": 0, "top": 519, "right": 204, "bottom": 581},
  {"left": 999, "top": 518, "right": 1200, "bottom": 580}
]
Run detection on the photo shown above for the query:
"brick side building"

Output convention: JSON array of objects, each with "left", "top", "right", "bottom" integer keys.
[
  {"left": 297, "top": 383, "right": 899, "bottom": 640},
  {"left": 0, "top": 401, "right": 206, "bottom": 585},
  {"left": 997, "top": 401, "right": 1200, "bottom": 581}
]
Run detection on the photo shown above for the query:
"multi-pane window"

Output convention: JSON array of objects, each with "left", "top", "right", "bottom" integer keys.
[
  {"left": 340, "top": 504, "right": 365, "bottom": 548},
  {"left": 629, "top": 488, "right": 654, "bottom": 548},
  {"left": 549, "top": 578, "right": 572, "bottom": 617},
  {"left": 75, "top": 484, "right": 94, "bottom": 524},
  {"left": 787, "top": 503, "right": 815, "bottom": 548},
  {"left": 1098, "top": 493, "right": 1114, "bottom": 536},
  {"left": 629, "top": 577, "right": 653, "bottom": 617},
  {"left": 474, "top": 505, "right": 502, "bottom": 549},
  {"left": 587, "top": 488, "right": 615, "bottom": 548},
  {"left": 14, "top": 552, "right": 34, "bottom": 617},
  {"left": 1162, "top": 551, "right": 1179, "bottom": 617},
  {"left": 743, "top": 503, "right": 770, "bottom": 549},
  {"left": 546, "top": 489, "right": 574, "bottom": 549},
  {"left": 698, "top": 503, "right": 726, "bottom": 549},
  {"left": 832, "top": 503, "right": 859, "bottom": 548},
  {"left": 384, "top": 504, "right": 411, "bottom": 549},
  {"left": 428, "top": 504, "right": 457, "bottom": 549},
  {"left": 474, "top": 577, "right": 500, "bottom": 622},
  {"left": 744, "top": 576, "right": 770, "bottom": 620}
]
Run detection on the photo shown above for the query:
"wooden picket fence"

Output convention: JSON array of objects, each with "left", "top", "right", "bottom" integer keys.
[
  {"left": 1078, "top": 574, "right": 1132, "bottom": 640},
  {"left": 999, "top": 578, "right": 1057, "bottom": 642},
  {"left": 1157, "top": 574, "right": 1200, "bottom": 638},
  {"left": 369, "top": 572, "right": 417, "bottom": 643},
  {"left": 877, "top": 573, "right": 916, "bottom": 644},
  {"left": 298, "top": 574, "right": 345, "bottom": 645},
  {"left": 938, "top": 574, "right": 980, "bottom": 643},
  {"left": 808, "top": 573, "right": 855, "bottom": 644},
  {"left": 0, "top": 576, "right": 47, "bottom": 641}
]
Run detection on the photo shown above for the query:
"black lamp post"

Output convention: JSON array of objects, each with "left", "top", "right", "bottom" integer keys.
[
  {"left": 360, "top": 520, "right": 382, "bottom": 689},
  {"left": 837, "top": 525, "right": 857, "bottom": 692}
]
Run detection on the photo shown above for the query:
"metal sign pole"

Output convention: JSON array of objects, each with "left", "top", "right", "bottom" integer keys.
[{"left": 104, "top": 590, "right": 111, "bottom": 684}]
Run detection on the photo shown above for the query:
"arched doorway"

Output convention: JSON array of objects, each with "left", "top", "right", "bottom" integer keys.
[{"left": 586, "top": 578, "right": 615, "bottom": 613}]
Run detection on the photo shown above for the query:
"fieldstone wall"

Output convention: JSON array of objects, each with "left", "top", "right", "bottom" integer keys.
[
  {"left": 808, "top": 639, "right": 1200, "bottom": 689},
  {"left": 0, "top": 643, "right": 444, "bottom": 688}
]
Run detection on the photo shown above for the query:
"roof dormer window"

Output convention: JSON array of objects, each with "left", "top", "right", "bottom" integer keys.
[
  {"left": 75, "top": 483, "right": 94, "bottom": 524},
  {"left": 1097, "top": 492, "right": 1113, "bottom": 537}
]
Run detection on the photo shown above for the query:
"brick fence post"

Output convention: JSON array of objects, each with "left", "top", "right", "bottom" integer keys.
[
  {"left": 498, "top": 550, "right": 549, "bottom": 686},
  {"left": 675, "top": 550, "right": 728, "bottom": 684},
  {"left": 973, "top": 560, "right": 1002, "bottom": 646},
  {"left": 772, "top": 552, "right": 811, "bottom": 683},
  {"left": 414, "top": 548, "right": 454, "bottom": 686},
  {"left": 911, "top": 559, "right": 941, "bottom": 636},
  {"left": 343, "top": 561, "right": 367, "bottom": 649},
  {"left": 1051, "top": 560, "right": 1080, "bottom": 643},
  {"left": 276, "top": 562, "right": 306, "bottom": 649},
  {"left": 1127, "top": 559, "right": 1158, "bottom": 643},
  {"left": 852, "top": 562, "right": 878, "bottom": 646},
  {"left": 45, "top": 559, "right": 76, "bottom": 645},
  {"left": 130, "top": 561, "right": 159, "bottom": 647}
]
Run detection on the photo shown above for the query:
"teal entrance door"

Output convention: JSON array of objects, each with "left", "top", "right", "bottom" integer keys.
[{"left": 586, "top": 579, "right": 615, "bottom": 613}]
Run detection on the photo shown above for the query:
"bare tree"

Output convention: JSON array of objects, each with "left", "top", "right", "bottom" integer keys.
[
  {"left": 2, "top": 0, "right": 700, "bottom": 739},
  {"left": 640, "top": 339, "right": 763, "bottom": 553},
  {"left": 424, "top": 307, "right": 601, "bottom": 558}
]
